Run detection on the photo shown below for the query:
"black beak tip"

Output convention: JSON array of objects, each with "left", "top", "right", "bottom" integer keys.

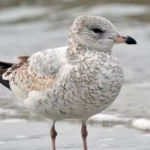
[{"left": 126, "top": 36, "right": 137, "bottom": 45}]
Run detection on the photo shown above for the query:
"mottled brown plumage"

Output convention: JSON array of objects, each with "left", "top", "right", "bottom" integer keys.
[{"left": 2, "top": 56, "right": 29, "bottom": 78}]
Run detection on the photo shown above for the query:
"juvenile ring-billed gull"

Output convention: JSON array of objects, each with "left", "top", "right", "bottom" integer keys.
[{"left": 0, "top": 15, "right": 137, "bottom": 150}]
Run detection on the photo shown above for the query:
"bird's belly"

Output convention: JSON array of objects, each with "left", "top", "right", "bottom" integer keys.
[{"left": 22, "top": 65, "right": 124, "bottom": 120}]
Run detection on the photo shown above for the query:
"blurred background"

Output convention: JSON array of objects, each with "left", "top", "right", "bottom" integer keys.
[{"left": 0, "top": 0, "right": 150, "bottom": 150}]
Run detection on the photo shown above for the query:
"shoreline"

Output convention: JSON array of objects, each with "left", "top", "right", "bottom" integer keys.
[{"left": 0, "top": 120, "right": 150, "bottom": 150}]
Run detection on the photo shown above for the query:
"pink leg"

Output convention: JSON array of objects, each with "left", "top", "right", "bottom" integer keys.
[
  {"left": 50, "top": 121, "right": 57, "bottom": 150},
  {"left": 81, "top": 122, "right": 88, "bottom": 150}
]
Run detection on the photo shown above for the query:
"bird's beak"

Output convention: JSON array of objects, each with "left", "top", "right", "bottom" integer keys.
[{"left": 114, "top": 35, "right": 137, "bottom": 45}]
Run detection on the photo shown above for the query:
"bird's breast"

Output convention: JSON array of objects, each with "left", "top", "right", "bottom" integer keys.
[{"left": 46, "top": 53, "right": 124, "bottom": 119}]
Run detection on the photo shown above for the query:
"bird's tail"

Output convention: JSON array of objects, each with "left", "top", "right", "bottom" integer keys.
[{"left": 0, "top": 61, "right": 14, "bottom": 90}]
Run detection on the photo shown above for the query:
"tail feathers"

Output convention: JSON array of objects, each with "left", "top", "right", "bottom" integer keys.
[{"left": 0, "top": 61, "right": 14, "bottom": 90}]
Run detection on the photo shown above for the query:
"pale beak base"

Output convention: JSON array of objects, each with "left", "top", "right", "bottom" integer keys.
[{"left": 114, "top": 35, "right": 137, "bottom": 45}]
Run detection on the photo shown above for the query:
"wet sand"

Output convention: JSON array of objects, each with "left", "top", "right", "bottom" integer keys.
[{"left": 0, "top": 120, "right": 150, "bottom": 150}]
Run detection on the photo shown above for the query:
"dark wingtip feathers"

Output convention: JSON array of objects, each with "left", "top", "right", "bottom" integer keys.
[{"left": 0, "top": 61, "right": 13, "bottom": 90}]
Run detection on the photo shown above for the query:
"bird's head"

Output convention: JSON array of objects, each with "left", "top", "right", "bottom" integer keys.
[{"left": 69, "top": 15, "right": 137, "bottom": 52}]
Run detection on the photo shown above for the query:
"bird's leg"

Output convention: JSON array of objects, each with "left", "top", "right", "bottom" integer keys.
[
  {"left": 81, "top": 121, "right": 88, "bottom": 150},
  {"left": 50, "top": 121, "right": 57, "bottom": 150}
]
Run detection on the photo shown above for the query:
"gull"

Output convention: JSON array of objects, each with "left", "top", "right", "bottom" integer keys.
[{"left": 0, "top": 15, "right": 137, "bottom": 150}]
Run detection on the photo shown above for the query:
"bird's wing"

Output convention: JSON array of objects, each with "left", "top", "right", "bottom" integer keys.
[
  {"left": 28, "top": 46, "right": 68, "bottom": 77},
  {"left": 2, "top": 46, "right": 68, "bottom": 92}
]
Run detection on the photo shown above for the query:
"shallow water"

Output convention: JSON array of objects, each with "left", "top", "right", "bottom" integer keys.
[{"left": 0, "top": 0, "right": 150, "bottom": 149}]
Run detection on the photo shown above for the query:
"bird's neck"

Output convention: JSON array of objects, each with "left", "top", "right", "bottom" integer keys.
[
  {"left": 67, "top": 40, "right": 86, "bottom": 62},
  {"left": 67, "top": 38, "right": 112, "bottom": 63}
]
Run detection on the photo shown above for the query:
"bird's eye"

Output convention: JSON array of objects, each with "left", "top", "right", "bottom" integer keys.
[{"left": 92, "top": 28, "right": 104, "bottom": 33}]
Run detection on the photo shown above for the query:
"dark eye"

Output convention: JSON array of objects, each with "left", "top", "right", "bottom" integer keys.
[{"left": 92, "top": 28, "right": 104, "bottom": 33}]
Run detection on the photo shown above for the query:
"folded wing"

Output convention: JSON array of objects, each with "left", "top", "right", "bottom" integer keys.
[{"left": 1, "top": 47, "right": 68, "bottom": 96}]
